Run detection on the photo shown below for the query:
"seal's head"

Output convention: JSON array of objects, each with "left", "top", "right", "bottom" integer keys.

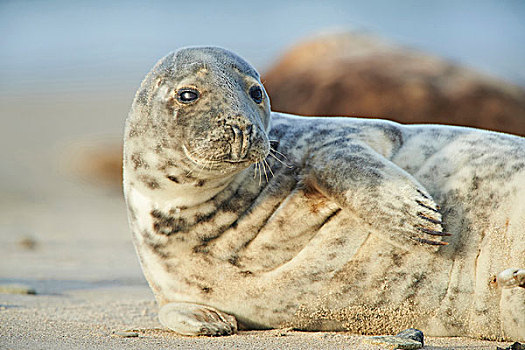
[{"left": 125, "top": 47, "right": 271, "bottom": 187}]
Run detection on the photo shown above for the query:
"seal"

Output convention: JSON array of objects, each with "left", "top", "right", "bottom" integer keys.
[{"left": 123, "top": 47, "right": 525, "bottom": 340}]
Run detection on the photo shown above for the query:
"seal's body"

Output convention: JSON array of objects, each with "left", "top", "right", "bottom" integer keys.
[{"left": 123, "top": 47, "right": 525, "bottom": 340}]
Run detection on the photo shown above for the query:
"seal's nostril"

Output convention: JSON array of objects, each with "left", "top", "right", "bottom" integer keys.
[
  {"left": 230, "top": 125, "right": 243, "bottom": 142},
  {"left": 228, "top": 124, "right": 244, "bottom": 161},
  {"left": 226, "top": 122, "right": 254, "bottom": 161},
  {"left": 241, "top": 124, "right": 254, "bottom": 159}
]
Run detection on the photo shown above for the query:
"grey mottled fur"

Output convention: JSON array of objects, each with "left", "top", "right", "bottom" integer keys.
[{"left": 123, "top": 47, "right": 525, "bottom": 340}]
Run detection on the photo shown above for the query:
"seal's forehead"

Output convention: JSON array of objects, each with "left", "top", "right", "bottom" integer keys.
[{"left": 156, "top": 46, "right": 260, "bottom": 80}]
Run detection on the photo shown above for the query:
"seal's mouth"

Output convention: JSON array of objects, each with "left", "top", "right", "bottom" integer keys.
[
  {"left": 182, "top": 144, "right": 263, "bottom": 171},
  {"left": 224, "top": 159, "right": 250, "bottom": 164}
]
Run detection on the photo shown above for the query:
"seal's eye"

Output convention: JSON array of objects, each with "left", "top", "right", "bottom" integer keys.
[
  {"left": 249, "top": 85, "right": 263, "bottom": 104},
  {"left": 177, "top": 88, "right": 199, "bottom": 103}
]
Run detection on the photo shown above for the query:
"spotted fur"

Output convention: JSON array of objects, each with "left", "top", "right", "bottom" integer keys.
[{"left": 123, "top": 47, "right": 525, "bottom": 340}]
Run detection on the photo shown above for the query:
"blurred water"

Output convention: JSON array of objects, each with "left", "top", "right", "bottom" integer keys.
[{"left": 1, "top": 0, "right": 525, "bottom": 96}]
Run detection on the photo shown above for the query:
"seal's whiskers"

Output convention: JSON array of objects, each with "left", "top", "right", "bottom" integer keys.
[
  {"left": 185, "top": 149, "right": 207, "bottom": 177},
  {"left": 197, "top": 156, "right": 214, "bottom": 177},
  {"left": 261, "top": 161, "right": 269, "bottom": 183},
  {"left": 269, "top": 148, "right": 293, "bottom": 169},
  {"left": 264, "top": 159, "right": 274, "bottom": 178},
  {"left": 270, "top": 147, "right": 289, "bottom": 161},
  {"left": 257, "top": 162, "right": 262, "bottom": 186}
]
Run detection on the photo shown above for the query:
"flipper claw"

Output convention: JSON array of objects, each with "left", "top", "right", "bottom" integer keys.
[
  {"left": 412, "top": 237, "right": 449, "bottom": 246},
  {"left": 416, "top": 226, "right": 452, "bottom": 236}
]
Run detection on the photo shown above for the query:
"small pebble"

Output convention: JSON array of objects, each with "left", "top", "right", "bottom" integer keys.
[
  {"left": 321, "top": 333, "right": 336, "bottom": 338},
  {"left": 497, "top": 342, "right": 524, "bottom": 350},
  {"left": 112, "top": 331, "right": 139, "bottom": 338},
  {"left": 396, "top": 328, "right": 424, "bottom": 346},
  {"left": 18, "top": 236, "right": 38, "bottom": 250},
  {"left": 271, "top": 327, "right": 294, "bottom": 337},
  {"left": 364, "top": 335, "right": 423, "bottom": 349},
  {"left": 0, "top": 284, "right": 36, "bottom": 295}
]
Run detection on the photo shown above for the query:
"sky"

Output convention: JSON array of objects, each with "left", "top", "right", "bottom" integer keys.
[{"left": 1, "top": 0, "right": 525, "bottom": 96}]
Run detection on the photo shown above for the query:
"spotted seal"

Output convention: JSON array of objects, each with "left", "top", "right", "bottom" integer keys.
[{"left": 123, "top": 47, "right": 525, "bottom": 340}]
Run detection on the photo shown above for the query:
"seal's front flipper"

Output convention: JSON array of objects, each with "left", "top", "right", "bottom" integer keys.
[
  {"left": 159, "top": 302, "right": 238, "bottom": 336},
  {"left": 306, "top": 141, "right": 450, "bottom": 251}
]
